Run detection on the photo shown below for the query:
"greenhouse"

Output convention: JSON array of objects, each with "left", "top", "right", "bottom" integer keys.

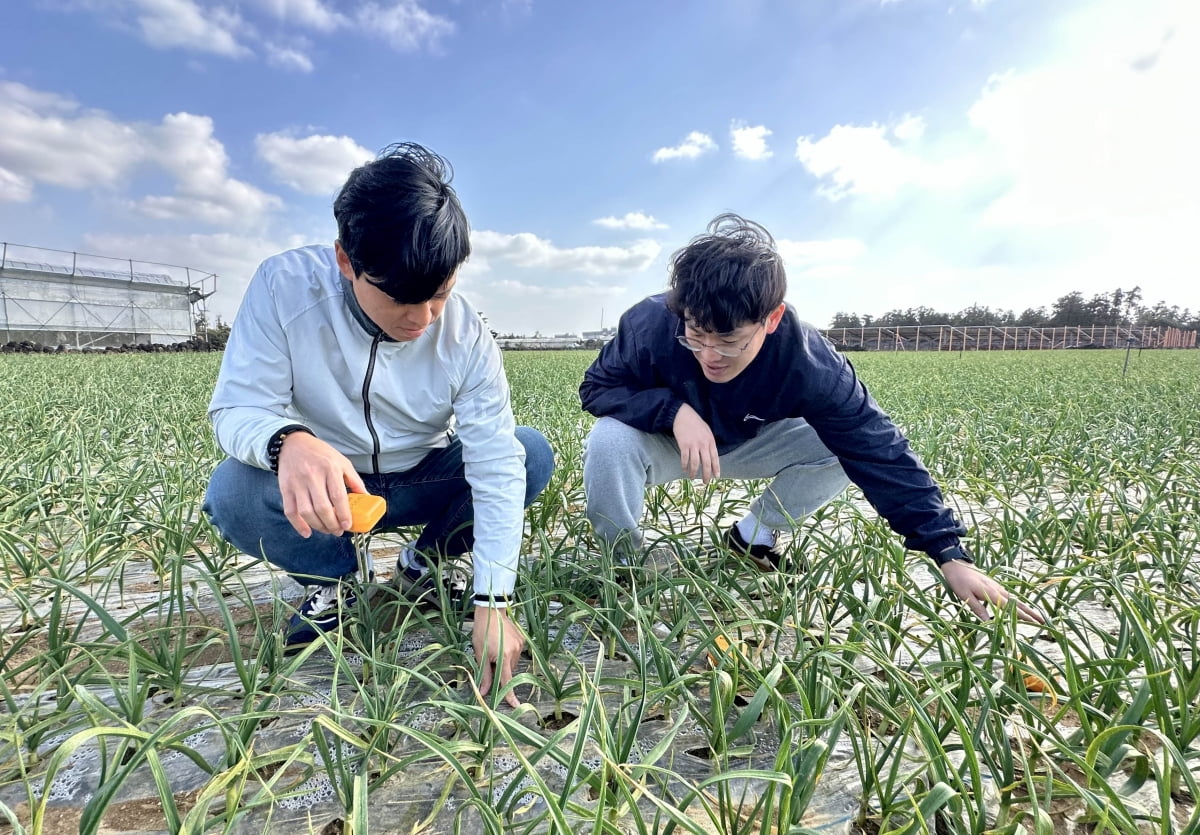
[{"left": 0, "top": 242, "right": 216, "bottom": 349}]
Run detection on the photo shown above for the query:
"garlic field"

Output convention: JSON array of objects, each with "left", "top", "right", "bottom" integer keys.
[{"left": 1, "top": 349, "right": 1197, "bottom": 835}]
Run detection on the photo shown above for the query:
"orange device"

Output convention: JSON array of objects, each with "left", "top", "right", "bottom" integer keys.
[{"left": 347, "top": 492, "right": 386, "bottom": 533}]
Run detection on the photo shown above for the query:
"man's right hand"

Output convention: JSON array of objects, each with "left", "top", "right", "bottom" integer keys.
[
  {"left": 473, "top": 605, "right": 525, "bottom": 709},
  {"left": 673, "top": 403, "right": 720, "bottom": 483},
  {"left": 276, "top": 432, "right": 367, "bottom": 537}
]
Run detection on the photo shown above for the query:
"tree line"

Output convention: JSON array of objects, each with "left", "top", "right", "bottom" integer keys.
[
  {"left": 828, "top": 287, "right": 1198, "bottom": 331},
  {"left": 193, "top": 313, "right": 232, "bottom": 348}
]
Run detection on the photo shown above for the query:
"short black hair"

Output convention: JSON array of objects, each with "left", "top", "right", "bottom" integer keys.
[
  {"left": 666, "top": 213, "right": 786, "bottom": 333},
  {"left": 334, "top": 142, "right": 470, "bottom": 304}
]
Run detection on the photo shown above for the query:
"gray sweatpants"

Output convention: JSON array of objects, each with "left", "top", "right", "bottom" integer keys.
[{"left": 583, "top": 416, "right": 851, "bottom": 550}]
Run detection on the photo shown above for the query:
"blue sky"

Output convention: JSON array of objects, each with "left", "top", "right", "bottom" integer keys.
[{"left": 1, "top": 0, "right": 1196, "bottom": 336}]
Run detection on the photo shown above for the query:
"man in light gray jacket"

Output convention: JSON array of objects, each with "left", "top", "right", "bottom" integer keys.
[{"left": 204, "top": 143, "right": 554, "bottom": 706}]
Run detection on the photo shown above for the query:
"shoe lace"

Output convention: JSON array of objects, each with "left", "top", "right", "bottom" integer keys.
[
  {"left": 446, "top": 568, "right": 468, "bottom": 599},
  {"left": 402, "top": 564, "right": 433, "bottom": 591},
  {"left": 752, "top": 538, "right": 780, "bottom": 556},
  {"left": 303, "top": 583, "right": 343, "bottom": 617}
]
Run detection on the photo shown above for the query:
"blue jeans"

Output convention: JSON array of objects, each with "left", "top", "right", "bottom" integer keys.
[{"left": 203, "top": 426, "right": 555, "bottom": 585}]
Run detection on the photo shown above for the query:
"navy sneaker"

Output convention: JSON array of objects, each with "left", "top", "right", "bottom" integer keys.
[
  {"left": 726, "top": 525, "right": 784, "bottom": 572},
  {"left": 284, "top": 575, "right": 358, "bottom": 651}
]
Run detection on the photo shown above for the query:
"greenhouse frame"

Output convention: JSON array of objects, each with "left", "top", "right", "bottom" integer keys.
[{"left": 0, "top": 242, "right": 217, "bottom": 348}]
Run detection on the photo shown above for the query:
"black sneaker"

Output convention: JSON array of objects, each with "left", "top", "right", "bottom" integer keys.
[
  {"left": 394, "top": 561, "right": 468, "bottom": 610},
  {"left": 614, "top": 544, "right": 690, "bottom": 585},
  {"left": 284, "top": 574, "right": 358, "bottom": 651},
  {"left": 726, "top": 525, "right": 783, "bottom": 572}
]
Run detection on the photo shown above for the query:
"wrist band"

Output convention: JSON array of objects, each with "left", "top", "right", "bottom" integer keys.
[
  {"left": 267, "top": 424, "right": 313, "bottom": 473},
  {"left": 473, "top": 593, "right": 514, "bottom": 608}
]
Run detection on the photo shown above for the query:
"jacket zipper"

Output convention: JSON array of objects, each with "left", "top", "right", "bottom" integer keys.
[{"left": 362, "top": 333, "right": 383, "bottom": 474}]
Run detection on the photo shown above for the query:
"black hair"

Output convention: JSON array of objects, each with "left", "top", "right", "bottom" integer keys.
[
  {"left": 333, "top": 142, "right": 470, "bottom": 304},
  {"left": 666, "top": 213, "right": 786, "bottom": 333}
]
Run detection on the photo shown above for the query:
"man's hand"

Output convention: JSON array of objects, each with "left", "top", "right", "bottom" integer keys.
[
  {"left": 276, "top": 432, "right": 367, "bottom": 537},
  {"left": 673, "top": 404, "right": 720, "bottom": 483},
  {"left": 940, "top": 560, "right": 1045, "bottom": 625},
  {"left": 473, "top": 605, "right": 525, "bottom": 708}
]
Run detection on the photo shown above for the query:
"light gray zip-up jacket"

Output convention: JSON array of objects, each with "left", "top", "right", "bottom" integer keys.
[{"left": 209, "top": 245, "right": 526, "bottom": 598}]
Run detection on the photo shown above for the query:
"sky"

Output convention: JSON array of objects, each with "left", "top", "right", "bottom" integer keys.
[{"left": 1, "top": 0, "right": 1197, "bottom": 337}]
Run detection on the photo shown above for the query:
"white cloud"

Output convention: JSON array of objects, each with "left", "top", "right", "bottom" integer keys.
[
  {"left": 84, "top": 231, "right": 312, "bottom": 322},
  {"left": 798, "top": 1, "right": 1198, "bottom": 229},
  {"left": 795, "top": 121, "right": 975, "bottom": 200},
  {"left": 256, "top": 132, "right": 374, "bottom": 194},
  {"left": 787, "top": 2, "right": 1200, "bottom": 327},
  {"left": 471, "top": 230, "right": 662, "bottom": 274},
  {"left": 127, "top": 0, "right": 252, "bottom": 57},
  {"left": 652, "top": 131, "right": 717, "bottom": 163},
  {"left": 264, "top": 41, "right": 315, "bottom": 72},
  {"left": 730, "top": 122, "right": 774, "bottom": 160},
  {"left": 794, "top": 124, "right": 914, "bottom": 199},
  {"left": 356, "top": 1, "right": 455, "bottom": 52},
  {"left": 455, "top": 269, "right": 629, "bottom": 336},
  {"left": 593, "top": 211, "right": 668, "bottom": 231},
  {"left": 949, "top": 2, "right": 1200, "bottom": 318},
  {"left": 481, "top": 279, "right": 628, "bottom": 300},
  {"left": 967, "top": 17, "right": 1199, "bottom": 228},
  {"left": 778, "top": 238, "right": 867, "bottom": 267},
  {"left": 0, "top": 81, "right": 148, "bottom": 190},
  {"left": 892, "top": 113, "right": 926, "bottom": 141},
  {"left": 0, "top": 83, "right": 78, "bottom": 114},
  {"left": 56, "top": 0, "right": 453, "bottom": 62},
  {"left": 255, "top": 0, "right": 345, "bottom": 30},
  {"left": 135, "top": 113, "right": 280, "bottom": 225},
  {"left": 0, "top": 82, "right": 281, "bottom": 224},
  {"left": 0, "top": 168, "right": 33, "bottom": 203},
  {"left": 778, "top": 238, "right": 867, "bottom": 285}
]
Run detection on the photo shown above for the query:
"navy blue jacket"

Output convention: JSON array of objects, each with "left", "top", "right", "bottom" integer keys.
[{"left": 579, "top": 294, "right": 966, "bottom": 557}]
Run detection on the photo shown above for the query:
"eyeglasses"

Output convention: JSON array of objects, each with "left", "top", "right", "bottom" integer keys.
[{"left": 675, "top": 321, "right": 764, "bottom": 358}]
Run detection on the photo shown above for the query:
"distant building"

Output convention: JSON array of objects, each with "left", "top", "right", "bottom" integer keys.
[
  {"left": 495, "top": 335, "right": 582, "bottom": 350},
  {"left": 581, "top": 326, "right": 617, "bottom": 342}
]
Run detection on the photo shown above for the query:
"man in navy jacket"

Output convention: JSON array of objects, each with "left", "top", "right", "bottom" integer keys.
[{"left": 579, "top": 213, "right": 1041, "bottom": 623}]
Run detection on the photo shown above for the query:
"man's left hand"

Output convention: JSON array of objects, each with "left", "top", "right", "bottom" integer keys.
[
  {"left": 940, "top": 560, "right": 1045, "bottom": 625},
  {"left": 472, "top": 605, "right": 525, "bottom": 708}
]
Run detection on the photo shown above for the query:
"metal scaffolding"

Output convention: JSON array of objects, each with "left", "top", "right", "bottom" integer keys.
[{"left": 821, "top": 323, "right": 1196, "bottom": 351}]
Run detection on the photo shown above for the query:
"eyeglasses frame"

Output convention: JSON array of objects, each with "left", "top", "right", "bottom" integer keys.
[{"left": 675, "top": 319, "right": 766, "bottom": 358}]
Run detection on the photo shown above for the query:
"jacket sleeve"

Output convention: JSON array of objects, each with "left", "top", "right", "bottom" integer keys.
[
  {"left": 208, "top": 264, "right": 302, "bottom": 469},
  {"left": 452, "top": 328, "right": 528, "bottom": 600},
  {"left": 799, "top": 336, "right": 966, "bottom": 555},
  {"left": 579, "top": 307, "right": 683, "bottom": 434}
]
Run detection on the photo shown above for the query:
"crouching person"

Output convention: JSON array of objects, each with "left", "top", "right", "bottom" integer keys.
[
  {"left": 579, "top": 213, "right": 1040, "bottom": 625},
  {"left": 204, "top": 142, "right": 555, "bottom": 704}
]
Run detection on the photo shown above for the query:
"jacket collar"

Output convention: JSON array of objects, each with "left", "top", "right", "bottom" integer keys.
[{"left": 342, "top": 278, "right": 396, "bottom": 342}]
